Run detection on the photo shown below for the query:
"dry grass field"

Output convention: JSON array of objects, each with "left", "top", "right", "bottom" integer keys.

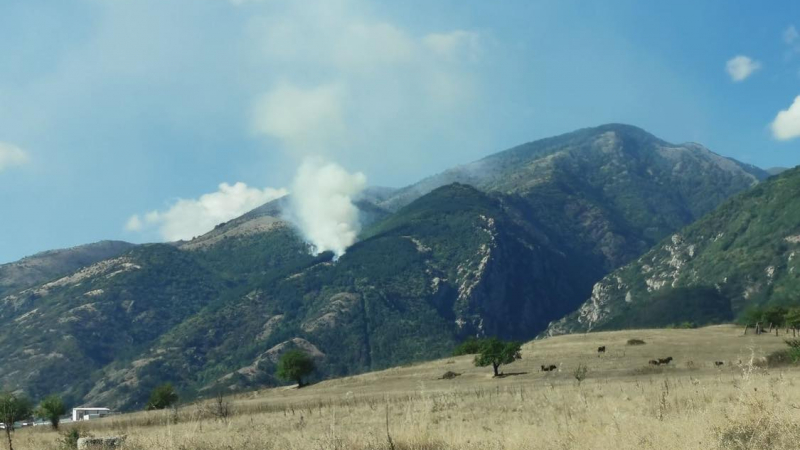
[{"left": 12, "top": 325, "right": 800, "bottom": 450}]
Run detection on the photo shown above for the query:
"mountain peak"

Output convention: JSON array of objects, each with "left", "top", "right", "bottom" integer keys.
[{"left": 582, "top": 123, "right": 665, "bottom": 141}]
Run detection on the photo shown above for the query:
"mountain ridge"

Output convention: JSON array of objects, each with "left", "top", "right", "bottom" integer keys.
[
  {"left": 0, "top": 123, "right": 774, "bottom": 410},
  {"left": 378, "top": 124, "right": 766, "bottom": 212},
  {"left": 0, "top": 240, "right": 136, "bottom": 298}
]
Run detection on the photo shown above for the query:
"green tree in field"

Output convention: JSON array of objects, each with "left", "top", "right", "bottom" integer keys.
[
  {"left": 146, "top": 383, "right": 179, "bottom": 410},
  {"left": 740, "top": 306, "right": 764, "bottom": 325},
  {"left": 0, "top": 392, "right": 32, "bottom": 450},
  {"left": 276, "top": 350, "right": 316, "bottom": 387},
  {"left": 762, "top": 306, "right": 788, "bottom": 328},
  {"left": 35, "top": 395, "right": 66, "bottom": 430},
  {"left": 785, "top": 307, "right": 800, "bottom": 329},
  {"left": 473, "top": 338, "right": 522, "bottom": 377}
]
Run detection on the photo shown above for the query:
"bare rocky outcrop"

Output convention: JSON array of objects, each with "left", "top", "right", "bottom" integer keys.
[
  {"left": 180, "top": 217, "right": 286, "bottom": 250},
  {"left": 77, "top": 436, "right": 126, "bottom": 449},
  {"left": 256, "top": 315, "right": 285, "bottom": 341},
  {"left": 301, "top": 293, "right": 359, "bottom": 333}
]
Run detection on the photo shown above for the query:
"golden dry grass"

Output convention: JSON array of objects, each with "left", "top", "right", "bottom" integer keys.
[{"left": 11, "top": 325, "right": 800, "bottom": 450}]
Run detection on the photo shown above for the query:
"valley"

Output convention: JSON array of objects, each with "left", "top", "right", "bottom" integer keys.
[{"left": 10, "top": 326, "right": 799, "bottom": 450}]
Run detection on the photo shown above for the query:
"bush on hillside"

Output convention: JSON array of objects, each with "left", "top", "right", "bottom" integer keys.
[
  {"left": 276, "top": 350, "right": 316, "bottom": 388},
  {"left": 766, "top": 339, "right": 800, "bottom": 367},
  {"left": 146, "top": 383, "right": 178, "bottom": 410},
  {"left": 452, "top": 337, "right": 484, "bottom": 356}
]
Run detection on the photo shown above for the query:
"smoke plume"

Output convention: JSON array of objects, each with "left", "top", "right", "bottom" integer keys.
[{"left": 287, "top": 157, "right": 367, "bottom": 258}]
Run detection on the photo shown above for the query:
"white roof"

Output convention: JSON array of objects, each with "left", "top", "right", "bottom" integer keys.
[{"left": 73, "top": 407, "right": 110, "bottom": 411}]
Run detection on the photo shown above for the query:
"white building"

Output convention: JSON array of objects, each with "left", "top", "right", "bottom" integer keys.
[{"left": 72, "top": 407, "right": 110, "bottom": 421}]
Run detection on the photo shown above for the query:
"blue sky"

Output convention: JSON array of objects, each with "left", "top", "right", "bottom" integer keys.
[{"left": 1, "top": 0, "right": 799, "bottom": 263}]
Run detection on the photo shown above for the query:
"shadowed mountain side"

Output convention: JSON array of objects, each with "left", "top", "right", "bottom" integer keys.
[{"left": 548, "top": 166, "right": 800, "bottom": 335}]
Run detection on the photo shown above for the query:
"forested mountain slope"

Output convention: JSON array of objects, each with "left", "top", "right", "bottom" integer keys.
[{"left": 547, "top": 166, "right": 800, "bottom": 335}]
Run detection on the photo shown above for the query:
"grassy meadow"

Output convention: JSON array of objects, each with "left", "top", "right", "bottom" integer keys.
[{"left": 12, "top": 325, "right": 800, "bottom": 450}]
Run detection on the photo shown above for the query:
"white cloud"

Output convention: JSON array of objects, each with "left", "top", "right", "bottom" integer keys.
[
  {"left": 251, "top": 7, "right": 416, "bottom": 73},
  {"left": 247, "top": 0, "right": 481, "bottom": 163},
  {"left": 726, "top": 55, "right": 761, "bottom": 82},
  {"left": 126, "top": 182, "right": 287, "bottom": 241},
  {"left": 785, "top": 25, "right": 799, "bottom": 44},
  {"left": 0, "top": 142, "right": 29, "bottom": 173},
  {"left": 770, "top": 95, "right": 800, "bottom": 141},
  {"left": 423, "top": 30, "right": 481, "bottom": 63},
  {"left": 251, "top": 82, "right": 348, "bottom": 153}
]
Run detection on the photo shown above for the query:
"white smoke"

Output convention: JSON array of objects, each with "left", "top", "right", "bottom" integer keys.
[{"left": 287, "top": 157, "right": 367, "bottom": 258}]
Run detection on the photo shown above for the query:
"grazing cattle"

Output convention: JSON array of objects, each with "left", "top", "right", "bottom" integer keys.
[
  {"left": 648, "top": 360, "right": 660, "bottom": 366},
  {"left": 714, "top": 361, "right": 724, "bottom": 367},
  {"left": 541, "top": 364, "right": 557, "bottom": 372},
  {"left": 597, "top": 346, "right": 606, "bottom": 353},
  {"left": 658, "top": 357, "right": 673, "bottom": 365}
]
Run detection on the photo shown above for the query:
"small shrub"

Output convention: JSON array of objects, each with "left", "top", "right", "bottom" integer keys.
[
  {"left": 146, "top": 383, "right": 178, "bottom": 410},
  {"left": 785, "top": 339, "right": 800, "bottom": 349},
  {"left": 58, "top": 428, "right": 85, "bottom": 450},
  {"left": 766, "top": 339, "right": 800, "bottom": 366},
  {"left": 207, "top": 393, "right": 233, "bottom": 423},
  {"left": 714, "top": 395, "right": 800, "bottom": 450},
  {"left": 440, "top": 371, "right": 461, "bottom": 380},
  {"left": 573, "top": 364, "right": 588, "bottom": 385},
  {"left": 626, "top": 339, "right": 646, "bottom": 346}
]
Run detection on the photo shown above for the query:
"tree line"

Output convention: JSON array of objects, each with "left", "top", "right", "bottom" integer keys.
[{"left": 740, "top": 305, "right": 800, "bottom": 330}]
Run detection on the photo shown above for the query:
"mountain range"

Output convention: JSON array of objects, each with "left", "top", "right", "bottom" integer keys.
[{"left": 0, "top": 124, "right": 780, "bottom": 409}]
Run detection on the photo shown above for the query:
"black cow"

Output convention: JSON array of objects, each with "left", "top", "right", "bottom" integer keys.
[
  {"left": 597, "top": 346, "right": 606, "bottom": 353},
  {"left": 714, "top": 361, "right": 724, "bottom": 367},
  {"left": 658, "top": 357, "right": 673, "bottom": 365},
  {"left": 541, "top": 364, "right": 557, "bottom": 372}
]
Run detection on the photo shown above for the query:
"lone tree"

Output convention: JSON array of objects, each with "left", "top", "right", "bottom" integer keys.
[
  {"left": 146, "top": 383, "right": 179, "bottom": 410},
  {"left": 276, "top": 349, "right": 316, "bottom": 387},
  {"left": 36, "top": 395, "right": 66, "bottom": 430},
  {"left": 0, "top": 392, "right": 32, "bottom": 450},
  {"left": 473, "top": 337, "right": 522, "bottom": 377}
]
